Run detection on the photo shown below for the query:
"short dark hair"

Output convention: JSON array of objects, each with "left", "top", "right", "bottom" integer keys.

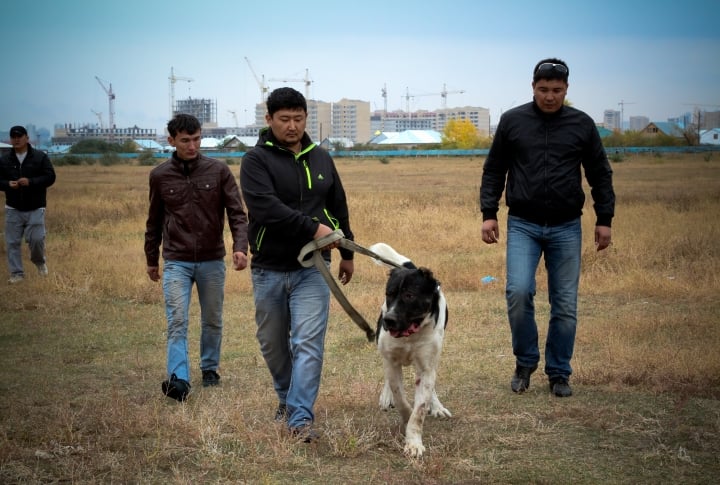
[
  {"left": 167, "top": 113, "right": 201, "bottom": 137},
  {"left": 533, "top": 58, "right": 569, "bottom": 83},
  {"left": 266, "top": 87, "right": 307, "bottom": 116}
]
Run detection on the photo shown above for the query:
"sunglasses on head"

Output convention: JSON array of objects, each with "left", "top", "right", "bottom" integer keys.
[{"left": 535, "top": 62, "right": 568, "bottom": 75}]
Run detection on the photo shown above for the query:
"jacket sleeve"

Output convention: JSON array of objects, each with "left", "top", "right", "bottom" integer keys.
[
  {"left": 144, "top": 171, "right": 163, "bottom": 267},
  {"left": 480, "top": 118, "right": 509, "bottom": 221},
  {"left": 0, "top": 155, "right": 10, "bottom": 191},
  {"left": 582, "top": 122, "right": 615, "bottom": 227},
  {"left": 221, "top": 165, "right": 249, "bottom": 254},
  {"left": 30, "top": 151, "right": 56, "bottom": 188},
  {"left": 326, "top": 159, "right": 355, "bottom": 260}
]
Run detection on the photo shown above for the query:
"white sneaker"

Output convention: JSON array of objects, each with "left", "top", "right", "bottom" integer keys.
[
  {"left": 37, "top": 264, "right": 49, "bottom": 276},
  {"left": 8, "top": 274, "right": 25, "bottom": 284}
]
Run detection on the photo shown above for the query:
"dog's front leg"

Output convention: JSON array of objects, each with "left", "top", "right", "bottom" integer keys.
[
  {"left": 404, "top": 367, "right": 436, "bottom": 458},
  {"left": 381, "top": 360, "right": 412, "bottom": 423}
]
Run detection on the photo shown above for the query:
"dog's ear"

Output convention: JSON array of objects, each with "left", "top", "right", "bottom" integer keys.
[{"left": 418, "top": 267, "right": 438, "bottom": 284}]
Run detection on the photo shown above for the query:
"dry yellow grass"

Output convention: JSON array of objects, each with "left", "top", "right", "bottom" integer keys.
[{"left": 0, "top": 153, "right": 719, "bottom": 483}]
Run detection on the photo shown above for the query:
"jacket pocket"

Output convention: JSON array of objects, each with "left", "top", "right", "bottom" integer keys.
[
  {"left": 159, "top": 183, "right": 187, "bottom": 209},
  {"left": 323, "top": 209, "right": 340, "bottom": 230}
]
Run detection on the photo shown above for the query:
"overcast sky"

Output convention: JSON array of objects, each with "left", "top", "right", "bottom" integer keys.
[{"left": 1, "top": 0, "right": 718, "bottom": 138}]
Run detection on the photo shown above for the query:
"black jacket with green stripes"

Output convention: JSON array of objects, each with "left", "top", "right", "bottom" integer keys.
[{"left": 240, "top": 127, "right": 354, "bottom": 271}]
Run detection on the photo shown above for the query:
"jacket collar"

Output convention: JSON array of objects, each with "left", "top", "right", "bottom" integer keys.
[
  {"left": 531, "top": 99, "right": 565, "bottom": 119},
  {"left": 171, "top": 152, "right": 200, "bottom": 175},
  {"left": 259, "top": 127, "right": 314, "bottom": 153}
]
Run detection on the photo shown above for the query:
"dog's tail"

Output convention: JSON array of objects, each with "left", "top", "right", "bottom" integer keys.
[{"left": 368, "top": 243, "right": 415, "bottom": 269}]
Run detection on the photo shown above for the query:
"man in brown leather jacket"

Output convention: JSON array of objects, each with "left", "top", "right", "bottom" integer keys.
[{"left": 144, "top": 114, "right": 248, "bottom": 401}]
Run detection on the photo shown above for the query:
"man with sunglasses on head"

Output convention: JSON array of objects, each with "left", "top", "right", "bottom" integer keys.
[{"left": 480, "top": 58, "right": 615, "bottom": 397}]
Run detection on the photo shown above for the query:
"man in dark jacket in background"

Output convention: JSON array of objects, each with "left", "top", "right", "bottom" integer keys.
[
  {"left": 145, "top": 114, "right": 249, "bottom": 402},
  {"left": 0, "top": 125, "right": 56, "bottom": 284},
  {"left": 480, "top": 58, "right": 615, "bottom": 398},
  {"left": 240, "top": 87, "right": 355, "bottom": 442}
]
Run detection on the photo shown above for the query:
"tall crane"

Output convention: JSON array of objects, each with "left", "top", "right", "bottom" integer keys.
[
  {"left": 268, "top": 68, "right": 312, "bottom": 100},
  {"left": 91, "top": 109, "right": 103, "bottom": 129},
  {"left": 403, "top": 87, "right": 437, "bottom": 118},
  {"left": 440, "top": 83, "right": 466, "bottom": 109},
  {"left": 95, "top": 76, "right": 115, "bottom": 135},
  {"left": 244, "top": 57, "right": 268, "bottom": 103},
  {"left": 169, "top": 67, "right": 194, "bottom": 119},
  {"left": 403, "top": 84, "right": 466, "bottom": 114},
  {"left": 381, "top": 84, "right": 388, "bottom": 131},
  {"left": 618, "top": 100, "right": 635, "bottom": 132}
]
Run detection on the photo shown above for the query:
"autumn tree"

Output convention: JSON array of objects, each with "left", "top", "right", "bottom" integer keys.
[{"left": 442, "top": 118, "right": 489, "bottom": 149}]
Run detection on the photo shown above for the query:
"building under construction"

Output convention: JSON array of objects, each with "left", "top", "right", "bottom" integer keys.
[
  {"left": 52, "top": 124, "right": 157, "bottom": 145},
  {"left": 174, "top": 97, "right": 217, "bottom": 127}
]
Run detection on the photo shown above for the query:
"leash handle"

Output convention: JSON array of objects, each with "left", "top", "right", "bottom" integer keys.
[
  {"left": 297, "top": 229, "right": 345, "bottom": 267},
  {"left": 298, "top": 229, "right": 404, "bottom": 269},
  {"left": 296, "top": 229, "right": 375, "bottom": 342}
]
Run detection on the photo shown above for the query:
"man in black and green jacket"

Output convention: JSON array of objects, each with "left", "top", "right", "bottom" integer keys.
[{"left": 240, "top": 87, "right": 355, "bottom": 442}]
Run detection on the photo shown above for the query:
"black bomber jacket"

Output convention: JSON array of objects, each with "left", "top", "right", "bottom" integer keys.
[
  {"left": 481, "top": 101, "right": 615, "bottom": 227},
  {"left": 0, "top": 144, "right": 56, "bottom": 211}
]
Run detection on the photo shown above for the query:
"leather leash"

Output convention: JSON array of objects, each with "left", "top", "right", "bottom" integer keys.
[{"left": 297, "top": 229, "right": 403, "bottom": 342}]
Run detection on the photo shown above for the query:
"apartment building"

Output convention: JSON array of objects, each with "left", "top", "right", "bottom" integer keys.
[
  {"left": 371, "top": 106, "right": 491, "bottom": 137},
  {"left": 629, "top": 115, "right": 650, "bottom": 131},
  {"left": 254, "top": 98, "right": 371, "bottom": 144},
  {"left": 603, "top": 110, "right": 621, "bottom": 131}
]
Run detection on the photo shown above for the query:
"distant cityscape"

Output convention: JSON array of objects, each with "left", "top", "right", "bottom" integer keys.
[{"left": 3, "top": 97, "right": 720, "bottom": 150}]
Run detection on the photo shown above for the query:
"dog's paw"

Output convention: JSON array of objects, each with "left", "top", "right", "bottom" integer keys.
[
  {"left": 379, "top": 388, "right": 395, "bottom": 411},
  {"left": 404, "top": 439, "right": 425, "bottom": 458},
  {"left": 429, "top": 404, "right": 452, "bottom": 419}
]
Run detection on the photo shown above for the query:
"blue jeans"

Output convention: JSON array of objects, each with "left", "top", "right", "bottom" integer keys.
[
  {"left": 4, "top": 207, "right": 47, "bottom": 276},
  {"left": 506, "top": 215, "right": 581, "bottom": 379},
  {"left": 251, "top": 265, "right": 330, "bottom": 429},
  {"left": 162, "top": 259, "right": 226, "bottom": 382}
]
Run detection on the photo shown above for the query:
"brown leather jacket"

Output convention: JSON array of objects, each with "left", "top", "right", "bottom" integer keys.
[{"left": 144, "top": 153, "right": 248, "bottom": 266}]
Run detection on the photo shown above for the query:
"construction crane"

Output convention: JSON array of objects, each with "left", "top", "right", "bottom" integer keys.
[
  {"left": 228, "top": 110, "right": 239, "bottom": 129},
  {"left": 618, "top": 100, "right": 635, "bottom": 131},
  {"left": 381, "top": 83, "right": 388, "bottom": 131},
  {"left": 169, "top": 67, "right": 194, "bottom": 119},
  {"left": 91, "top": 109, "right": 103, "bottom": 129},
  {"left": 403, "top": 84, "right": 466, "bottom": 114},
  {"left": 268, "top": 68, "right": 312, "bottom": 100},
  {"left": 244, "top": 57, "right": 268, "bottom": 103},
  {"left": 403, "top": 87, "right": 437, "bottom": 118},
  {"left": 440, "top": 84, "right": 466, "bottom": 109},
  {"left": 95, "top": 76, "right": 115, "bottom": 134}
]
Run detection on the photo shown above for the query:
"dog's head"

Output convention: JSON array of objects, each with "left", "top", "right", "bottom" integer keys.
[{"left": 381, "top": 266, "right": 441, "bottom": 338}]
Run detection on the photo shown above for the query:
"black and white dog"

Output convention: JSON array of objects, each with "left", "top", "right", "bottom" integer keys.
[{"left": 369, "top": 243, "right": 451, "bottom": 458}]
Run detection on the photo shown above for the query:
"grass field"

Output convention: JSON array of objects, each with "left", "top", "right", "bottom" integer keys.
[{"left": 1, "top": 153, "right": 719, "bottom": 484}]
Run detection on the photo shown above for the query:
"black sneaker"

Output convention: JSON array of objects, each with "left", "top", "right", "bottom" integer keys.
[
  {"left": 290, "top": 422, "right": 319, "bottom": 443},
  {"left": 274, "top": 403, "right": 288, "bottom": 422},
  {"left": 510, "top": 364, "right": 538, "bottom": 393},
  {"left": 202, "top": 370, "right": 220, "bottom": 387},
  {"left": 162, "top": 374, "right": 190, "bottom": 402},
  {"left": 549, "top": 377, "right": 573, "bottom": 397}
]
